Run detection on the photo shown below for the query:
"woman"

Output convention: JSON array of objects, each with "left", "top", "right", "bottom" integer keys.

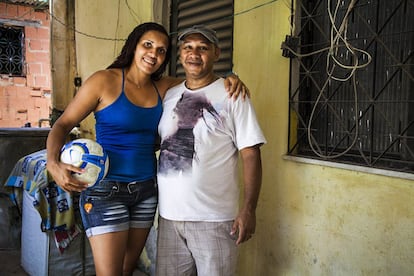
[{"left": 46, "top": 22, "right": 245, "bottom": 276}]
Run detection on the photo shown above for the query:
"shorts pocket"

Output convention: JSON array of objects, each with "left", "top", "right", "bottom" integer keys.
[{"left": 83, "top": 185, "right": 116, "bottom": 201}]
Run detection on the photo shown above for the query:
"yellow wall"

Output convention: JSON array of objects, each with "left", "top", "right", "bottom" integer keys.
[
  {"left": 71, "top": 0, "right": 414, "bottom": 274},
  {"left": 74, "top": 0, "right": 153, "bottom": 137},
  {"left": 233, "top": 1, "right": 414, "bottom": 275}
]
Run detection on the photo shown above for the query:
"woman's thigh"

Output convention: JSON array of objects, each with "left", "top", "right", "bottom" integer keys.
[{"left": 89, "top": 230, "right": 129, "bottom": 276}]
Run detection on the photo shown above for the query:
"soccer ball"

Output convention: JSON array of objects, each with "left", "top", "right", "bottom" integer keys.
[{"left": 60, "top": 138, "right": 109, "bottom": 187}]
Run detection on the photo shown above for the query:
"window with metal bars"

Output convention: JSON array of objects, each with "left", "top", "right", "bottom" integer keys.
[
  {"left": 0, "top": 25, "right": 25, "bottom": 76},
  {"left": 169, "top": 0, "right": 234, "bottom": 78},
  {"left": 286, "top": 0, "right": 414, "bottom": 173}
]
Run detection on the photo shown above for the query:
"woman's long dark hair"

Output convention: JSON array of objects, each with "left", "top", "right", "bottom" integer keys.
[{"left": 107, "top": 22, "right": 171, "bottom": 81}]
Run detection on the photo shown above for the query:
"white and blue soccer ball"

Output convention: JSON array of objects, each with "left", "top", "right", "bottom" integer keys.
[{"left": 60, "top": 138, "right": 109, "bottom": 187}]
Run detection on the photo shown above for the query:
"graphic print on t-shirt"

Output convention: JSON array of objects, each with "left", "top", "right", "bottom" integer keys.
[{"left": 159, "top": 91, "right": 221, "bottom": 174}]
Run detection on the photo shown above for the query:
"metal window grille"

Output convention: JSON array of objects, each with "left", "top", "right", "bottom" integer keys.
[
  {"left": 0, "top": 26, "right": 25, "bottom": 76},
  {"left": 169, "top": 0, "right": 234, "bottom": 78},
  {"left": 287, "top": 0, "right": 414, "bottom": 173}
]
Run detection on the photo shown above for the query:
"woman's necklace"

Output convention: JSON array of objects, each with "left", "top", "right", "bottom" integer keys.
[
  {"left": 125, "top": 68, "right": 143, "bottom": 89},
  {"left": 132, "top": 81, "right": 141, "bottom": 89},
  {"left": 127, "top": 77, "right": 142, "bottom": 89}
]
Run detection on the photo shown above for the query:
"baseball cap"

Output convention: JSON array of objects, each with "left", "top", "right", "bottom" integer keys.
[{"left": 178, "top": 25, "right": 219, "bottom": 46}]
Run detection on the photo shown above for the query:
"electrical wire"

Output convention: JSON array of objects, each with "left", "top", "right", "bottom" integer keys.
[
  {"left": 48, "top": 10, "right": 123, "bottom": 41},
  {"left": 125, "top": 0, "right": 141, "bottom": 23},
  {"left": 233, "top": 0, "right": 279, "bottom": 17},
  {"left": 9, "top": 0, "right": 280, "bottom": 42},
  {"left": 0, "top": 0, "right": 281, "bottom": 41},
  {"left": 113, "top": 0, "right": 122, "bottom": 55},
  {"left": 284, "top": 0, "right": 373, "bottom": 159},
  {"left": 0, "top": 1, "right": 47, "bottom": 24}
]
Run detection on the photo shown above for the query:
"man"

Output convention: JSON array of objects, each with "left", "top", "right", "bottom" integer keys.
[{"left": 156, "top": 25, "right": 266, "bottom": 276}]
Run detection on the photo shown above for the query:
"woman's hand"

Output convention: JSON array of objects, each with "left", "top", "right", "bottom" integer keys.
[
  {"left": 47, "top": 160, "right": 89, "bottom": 193},
  {"left": 224, "top": 73, "right": 250, "bottom": 100}
]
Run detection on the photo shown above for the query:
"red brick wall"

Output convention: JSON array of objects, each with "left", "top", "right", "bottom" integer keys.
[{"left": 0, "top": 3, "right": 52, "bottom": 128}]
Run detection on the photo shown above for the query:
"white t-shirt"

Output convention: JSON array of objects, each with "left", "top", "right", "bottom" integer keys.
[{"left": 157, "top": 78, "right": 266, "bottom": 221}]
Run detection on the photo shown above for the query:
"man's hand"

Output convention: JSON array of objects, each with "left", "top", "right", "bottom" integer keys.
[
  {"left": 230, "top": 208, "right": 256, "bottom": 245},
  {"left": 230, "top": 145, "right": 262, "bottom": 245}
]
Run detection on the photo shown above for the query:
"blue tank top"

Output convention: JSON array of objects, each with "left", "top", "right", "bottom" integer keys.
[{"left": 94, "top": 69, "right": 162, "bottom": 182}]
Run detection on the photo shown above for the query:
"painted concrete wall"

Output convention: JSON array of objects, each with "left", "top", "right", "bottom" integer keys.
[
  {"left": 72, "top": 0, "right": 414, "bottom": 275},
  {"left": 74, "top": 0, "right": 153, "bottom": 138},
  {"left": 233, "top": 1, "right": 414, "bottom": 275}
]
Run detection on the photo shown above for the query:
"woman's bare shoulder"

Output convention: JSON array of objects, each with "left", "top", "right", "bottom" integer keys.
[
  {"left": 87, "top": 68, "right": 120, "bottom": 83},
  {"left": 80, "top": 69, "right": 121, "bottom": 92}
]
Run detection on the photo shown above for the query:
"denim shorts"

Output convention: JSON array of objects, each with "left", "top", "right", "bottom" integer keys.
[{"left": 79, "top": 178, "right": 158, "bottom": 237}]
